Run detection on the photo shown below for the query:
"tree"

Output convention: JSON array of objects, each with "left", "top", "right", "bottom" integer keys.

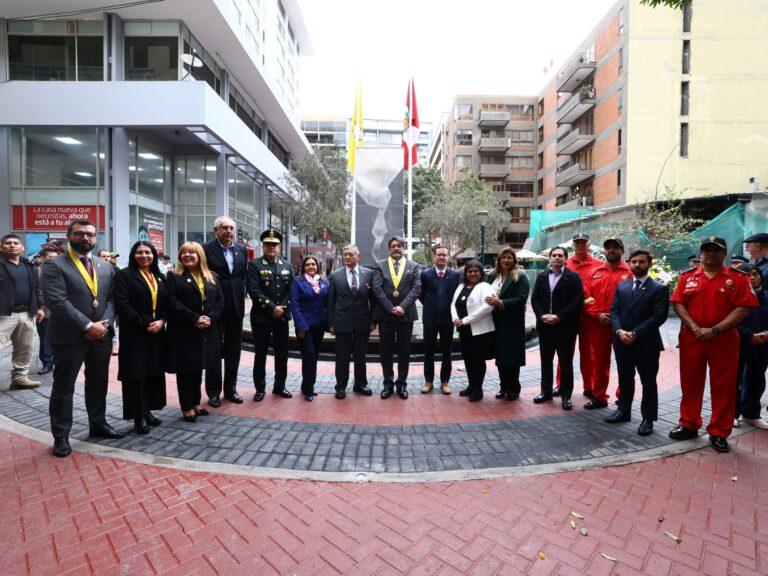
[
  {"left": 416, "top": 174, "right": 510, "bottom": 260},
  {"left": 405, "top": 166, "right": 444, "bottom": 230},
  {"left": 281, "top": 147, "right": 350, "bottom": 247},
  {"left": 640, "top": 0, "right": 690, "bottom": 8}
]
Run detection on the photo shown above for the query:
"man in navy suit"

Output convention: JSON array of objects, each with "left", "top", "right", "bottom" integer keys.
[
  {"left": 605, "top": 249, "right": 670, "bottom": 435},
  {"left": 419, "top": 245, "right": 460, "bottom": 395},
  {"left": 203, "top": 217, "right": 248, "bottom": 407}
]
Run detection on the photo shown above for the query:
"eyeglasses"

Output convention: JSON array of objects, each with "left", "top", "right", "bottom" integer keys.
[{"left": 69, "top": 231, "right": 96, "bottom": 238}]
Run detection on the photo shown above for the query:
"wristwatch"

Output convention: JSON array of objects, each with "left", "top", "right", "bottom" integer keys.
[{"left": 712, "top": 326, "right": 721, "bottom": 335}]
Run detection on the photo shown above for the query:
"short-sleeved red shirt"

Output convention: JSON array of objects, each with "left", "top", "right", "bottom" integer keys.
[
  {"left": 583, "top": 261, "right": 632, "bottom": 317},
  {"left": 670, "top": 265, "right": 758, "bottom": 326}
]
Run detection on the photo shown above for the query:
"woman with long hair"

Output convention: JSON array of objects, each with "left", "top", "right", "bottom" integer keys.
[
  {"left": 485, "top": 246, "right": 530, "bottom": 400},
  {"left": 289, "top": 255, "right": 329, "bottom": 401},
  {"left": 114, "top": 241, "right": 168, "bottom": 434},
  {"left": 165, "top": 242, "right": 224, "bottom": 422},
  {"left": 450, "top": 261, "right": 495, "bottom": 402}
]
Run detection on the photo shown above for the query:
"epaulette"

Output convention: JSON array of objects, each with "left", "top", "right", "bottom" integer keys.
[
  {"left": 679, "top": 268, "right": 697, "bottom": 276},
  {"left": 729, "top": 266, "right": 748, "bottom": 274}
]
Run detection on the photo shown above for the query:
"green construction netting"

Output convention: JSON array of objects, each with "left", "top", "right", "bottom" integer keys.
[
  {"left": 530, "top": 202, "right": 768, "bottom": 271},
  {"left": 528, "top": 208, "right": 596, "bottom": 239}
]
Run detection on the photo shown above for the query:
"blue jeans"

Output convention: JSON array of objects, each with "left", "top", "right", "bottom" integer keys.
[
  {"left": 37, "top": 317, "right": 54, "bottom": 368},
  {"left": 299, "top": 327, "right": 325, "bottom": 395}
]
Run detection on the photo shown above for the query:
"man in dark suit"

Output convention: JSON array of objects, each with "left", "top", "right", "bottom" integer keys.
[
  {"left": 246, "top": 229, "right": 294, "bottom": 401},
  {"left": 203, "top": 217, "right": 247, "bottom": 406},
  {"left": 42, "top": 220, "right": 125, "bottom": 458},
  {"left": 327, "top": 244, "right": 376, "bottom": 399},
  {"left": 372, "top": 236, "right": 422, "bottom": 399},
  {"left": 419, "top": 245, "right": 460, "bottom": 395},
  {"left": 530, "top": 246, "right": 583, "bottom": 410},
  {"left": 605, "top": 249, "right": 669, "bottom": 435},
  {"left": 35, "top": 247, "right": 59, "bottom": 375}
]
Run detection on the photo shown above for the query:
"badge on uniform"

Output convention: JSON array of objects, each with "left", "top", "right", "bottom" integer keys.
[
  {"left": 593, "top": 274, "right": 602, "bottom": 279},
  {"left": 725, "top": 279, "right": 733, "bottom": 286},
  {"left": 281, "top": 270, "right": 289, "bottom": 275},
  {"left": 621, "top": 274, "right": 628, "bottom": 280}
]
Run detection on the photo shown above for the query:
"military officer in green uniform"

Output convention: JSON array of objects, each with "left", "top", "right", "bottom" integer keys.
[{"left": 246, "top": 229, "right": 294, "bottom": 401}]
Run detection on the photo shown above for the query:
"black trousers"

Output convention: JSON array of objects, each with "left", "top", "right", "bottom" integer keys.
[
  {"left": 177, "top": 372, "right": 202, "bottom": 412},
  {"left": 37, "top": 317, "right": 54, "bottom": 368},
  {"left": 498, "top": 365, "right": 521, "bottom": 395},
  {"left": 458, "top": 328, "right": 491, "bottom": 399},
  {"left": 252, "top": 318, "right": 289, "bottom": 393},
  {"left": 298, "top": 327, "right": 324, "bottom": 395},
  {"left": 737, "top": 345, "right": 768, "bottom": 420},
  {"left": 334, "top": 330, "right": 370, "bottom": 391},
  {"left": 205, "top": 312, "right": 243, "bottom": 399},
  {"left": 49, "top": 339, "right": 111, "bottom": 439},
  {"left": 378, "top": 321, "right": 414, "bottom": 388},
  {"left": 539, "top": 330, "right": 577, "bottom": 399},
  {"left": 423, "top": 322, "right": 454, "bottom": 383},
  {"left": 614, "top": 343, "right": 659, "bottom": 421}
]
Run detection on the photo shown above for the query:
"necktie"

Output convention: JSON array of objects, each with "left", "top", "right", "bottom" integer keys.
[
  {"left": 633, "top": 280, "right": 640, "bottom": 291},
  {"left": 394, "top": 260, "right": 400, "bottom": 275},
  {"left": 438, "top": 270, "right": 445, "bottom": 278},
  {"left": 350, "top": 269, "right": 358, "bottom": 295},
  {"left": 80, "top": 256, "right": 93, "bottom": 278}
]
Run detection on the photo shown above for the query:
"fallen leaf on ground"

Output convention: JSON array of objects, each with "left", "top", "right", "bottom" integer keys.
[
  {"left": 538, "top": 552, "right": 546, "bottom": 560},
  {"left": 570, "top": 510, "right": 584, "bottom": 519},
  {"left": 580, "top": 527, "right": 588, "bottom": 536},
  {"left": 481, "top": 488, "right": 488, "bottom": 494},
  {"left": 601, "top": 553, "right": 618, "bottom": 562},
  {"left": 665, "top": 531, "right": 681, "bottom": 542}
]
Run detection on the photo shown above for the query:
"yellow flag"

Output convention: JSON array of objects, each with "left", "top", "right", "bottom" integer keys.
[{"left": 347, "top": 85, "right": 364, "bottom": 172}]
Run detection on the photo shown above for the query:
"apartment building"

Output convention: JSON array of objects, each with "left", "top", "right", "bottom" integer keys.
[
  {"left": 0, "top": 0, "right": 312, "bottom": 259},
  {"left": 434, "top": 0, "right": 768, "bottom": 241}
]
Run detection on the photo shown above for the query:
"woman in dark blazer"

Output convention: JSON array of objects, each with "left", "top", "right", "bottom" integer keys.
[
  {"left": 114, "top": 241, "right": 167, "bottom": 435},
  {"left": 165, "top": 242, "right": 224, "bottom": 422},
  {"left": 289, "top": 255, "right": 329, "bottom": 401},
  {"left": 530, "top": 246, "right": 583, "bottom": 410},
  {"left": 485, "top": 246, "right": 530, "bottom": 401}
]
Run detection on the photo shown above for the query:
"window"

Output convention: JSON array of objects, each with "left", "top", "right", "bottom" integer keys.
[
  {"left": 510, "top": 130, "right": 534, "bottom": 145},
  {"left": 268, "top": 132, "right": 289, "bottom": 167},
  {"left": 680, "top": 123, "right": 689, "bottom": 157},
  {"left": 538, "top": 153, "right": 544, "bottom": 170},
  {"left": 617, "top": 89, "right": 623, "bottom": 115},
  {"left": 619, "top": 7, "right": 625, "bottom": 35},
  {"left": 8, "top": 35, "right": 76, "bottom": 80},
  {"left": 510, "top": 156, "right": 534, "bottom": 169},
  {"left": 538, "top": 127, "right": 544, "bottom": 144},
  {"left": 455, "top": 103, "right": 472, "bottom": 119},
  {"left": 21, "top": 127, "right": 101, "bottom": 188},
  {"left": 510, "top": 104, "right": 533, "bottom": 119},
  {"left": 683, "top": 2, "right": 692, "bottom": 33},
  {"left": 682, "top": 40, "right": 691, "bottom": 74},
  {"left": 617, "top": 128, "right": 622, "bottom": 154},
  {"left": 455, "top": 155, "right": 472, "bottom": 169},
  {"left": 508, "top": 182, "right": 534, "bottom": 197},
  {"left": 680, "top": 81, "right": 690, "bottom": 115},
  {"left": 617, "top": 168, "right": 622, "bottom": 189},
  {"left": 538, "top": 99, "right": 545, "bottom": 116},
  {"left": 618, "top": 47, "right": 624, "bottom": 76},
  {"left": 125, "top": 37, "right": 179, "bottom": 80},
  {"left": 229, "top": 85, "right": 263, "bottom": 139},
  {"left": 455, "top": 130, "right": 473, "bottom": 145},
  {"left": 508, "top": 207, "right": 531, "bottom": 223}
]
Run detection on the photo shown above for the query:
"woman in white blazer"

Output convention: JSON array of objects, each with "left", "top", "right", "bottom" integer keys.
[{"left": 451, "top": 261, "right": 495, "bottom": 401}]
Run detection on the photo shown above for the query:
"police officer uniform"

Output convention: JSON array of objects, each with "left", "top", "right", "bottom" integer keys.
[
  {"left": 246, "top": 229, "right": 294, "bottom": 401},
  {"left": 669, "top": 236, "right": 757, "bottom": 452},
  {"left": 744, "top": 232, "right": 768, "bottom": 288}
]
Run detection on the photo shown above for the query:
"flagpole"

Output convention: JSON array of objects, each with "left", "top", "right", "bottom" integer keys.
[
  {"left": 351, "top": 173, "right": 357, "bottom": 245},
  {"left": 407, "top": 162, "right": 413, "bottom": 259}
]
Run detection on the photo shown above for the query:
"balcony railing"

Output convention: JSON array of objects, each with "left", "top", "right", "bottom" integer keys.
[
  {"left": 555, "top": 161, "right": 595, "bottom": 187},
  {"left": 556, "top": 87, "right": 596, "bottom": 124},
  {"left": 478, "top": 137, "right": 511, "bottom": 151},
  {"left": 479, "top": 163, "right": 509, "bottom": 177},
  {"left": 556, "top": 127, "right": 595, "bottom": 155},
  {"left": 556, "top": 51, "right": 597, "bottom": 92},
  {"left": 478, "top": 110, "right": 511, "bottom": 126}
]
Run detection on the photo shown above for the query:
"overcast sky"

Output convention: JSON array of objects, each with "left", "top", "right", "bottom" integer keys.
[{"left": 297, "top": 0, "right": 618, "bottom": 125}]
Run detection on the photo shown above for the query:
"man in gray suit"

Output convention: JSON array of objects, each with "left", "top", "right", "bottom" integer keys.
[
  {"left": 42, "top": 220, "right": 124, "bottom": 458},
  {"left": 372, "top": 236, "right": 422, "bottom": 399},
  {"left": 327, "top": 244, "right": 376, "bottom": 399}
]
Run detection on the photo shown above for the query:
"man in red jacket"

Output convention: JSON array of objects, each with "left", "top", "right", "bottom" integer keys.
[
  {"left": 555, "top": 233, "right": 601, "bottom": 399},
  {"left": 582, "top": 238, "right": 632, "bottom": 409}
]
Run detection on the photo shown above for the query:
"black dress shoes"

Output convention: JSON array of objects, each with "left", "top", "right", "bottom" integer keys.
[
  {"left": 38, "top": 365, "right": 53, "bottom": 375},
  {"left": 583, "top": 390, "right": 594, "bottom": 399},
  {"left": 273, "top": 389, "right": 293, "bottom": 399},
  {"left": 604, "top": 410, "right": 631, "bottom": 424},
  {"left": 495, "top": 391, "right": 505, "bottom": 399},
  {"left": 552, "top": 387, "right": 561, "bottom": 398},
  {"left": 145, "top": 412, "right": 162, "bottom": 426},
  {"left": 335, "top": 390, "right": 346, "bottom": 400},
  {"left": 52, "top": 437, "right": 71, "bottom": 458},
  {"left": 533, "top": 393, "right": 553, "bottom": 404},
  {"left": 584, "top": 400, "right": 609, "bottom": 410},
  {"left": 468, "top": 395, "right": 483, "bottom": 402},
  {"left": 195, "top": 408, "right": 209, "bottom": 416},
  {"left": 353, "top": 385, "right": 373, "bottom": 396},
  {"left": 183, "top": 413, "right": 197, "bottom": 423},
  {"left": 396, "top": 386, "right": 409, "bottom": 400},
  {"left": 561, "top": 398, "right": 573, "bottom": 411},
  {"left": 304, "top": 394, "right": 313, "bottom": 402},
  {"left": 134, "top": 420, "right": 150, "bottom": 435},
  {"left": 709, "top": 435, "right": 730, "bottom": 453},
  {"left": 637, "top": 420, "right": 654, "bottom": 436},
  {"left": 208, "top": 396, "right": 221, "bottom": 408},
  {"left": 89, "top": 424, "right": 125, "bottom": 439},
  {"left": 668, "top": 425, "right": 698, "bottom": 440},
  {"left": 253, "top": 391, "right": 265, "bottom": 402},
  {"left": 459, "top": 388, "right": 471, "bottom": 397},
  {"left": 226, "top": 393, "right": 244, "bottom": 404},
  {"left": 381, "top": 387, "right": 394, "bottom": 399}
]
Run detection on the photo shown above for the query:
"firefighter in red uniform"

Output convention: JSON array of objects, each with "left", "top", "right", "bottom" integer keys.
[
  {"left": 669, "top": 236, "right": 757, "bottom": 453},
  {"left": 555, "top": 233, "right": 601, "bottom": 398},
  {"left": 582, "top": 238, "right": 632, "bottom": 409}
]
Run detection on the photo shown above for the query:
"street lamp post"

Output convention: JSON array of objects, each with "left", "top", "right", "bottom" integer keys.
[{"left": 476, "top": 210, "right": 489, "bottom": 266}]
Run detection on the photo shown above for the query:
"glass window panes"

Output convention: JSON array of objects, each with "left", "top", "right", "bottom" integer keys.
[
  {"left": 24, "top": 127, "right": 99, "bottom": 187},
  {"left": 137, "top": 141, "right": 170, "bottom": 202},
  {"left": 8, "top": 20, "right": 68, "bottom": 34},
  {"left": 9, "top": 128, "right": 22, "bottom": 189},
  {"left": 125, "top": 37, "right": 179, "bottom": 80},
  {"left": 77, "top": 36, "right": 103, "bottom": 80},
  {"left": 8, "top": 36, "right": 76, "bottom": 80},
  {"left": 77, "top": 20, "right": 104, "bottom": 35}
]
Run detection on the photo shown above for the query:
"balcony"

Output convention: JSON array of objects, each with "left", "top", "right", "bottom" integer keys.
[
  {"left": 556, "top": 52, "right": 597, "bottom": 92},
  {"left": 555, "top": 161, "right": 595, "bottom": 187},
  {"left": 556, "top": 127, "right": 595, "bottom": 155},
  {"left": 478, "top": 137, "right": 511, "bottom": 152},
  {"left": 479, "top": 163, "right": 509, "bottom": 177},
  {"left": 556, "top": 88, "right": 596, "bottom": 124},
  {"left": 478, "top": 110, "right": 510, "bottom": 127}
]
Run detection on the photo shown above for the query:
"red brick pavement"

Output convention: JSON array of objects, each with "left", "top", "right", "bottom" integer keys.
[{"left": 1, "top": 427, "right": 767, "bottom": 575}]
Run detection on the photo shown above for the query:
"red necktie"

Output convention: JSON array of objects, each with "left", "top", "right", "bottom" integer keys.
[
  {"left": 80, "top": 256, "right": 93, "bottom": 278},
  {"left": 438, "top": 271, "right": 444, "bottom": 278}
]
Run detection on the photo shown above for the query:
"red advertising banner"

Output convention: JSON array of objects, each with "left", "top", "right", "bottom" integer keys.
[{"left": 12, "top": 205, "right": 106, "bottom": 231}]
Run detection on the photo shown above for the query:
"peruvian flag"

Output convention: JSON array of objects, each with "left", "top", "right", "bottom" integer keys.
[{"left": 402, "top": 77, "right": 420, "bottom": 170}]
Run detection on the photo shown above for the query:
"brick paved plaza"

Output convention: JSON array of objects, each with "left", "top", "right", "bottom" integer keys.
[{"left": 2, "top": 319, "right": 768, "bottom": 575}]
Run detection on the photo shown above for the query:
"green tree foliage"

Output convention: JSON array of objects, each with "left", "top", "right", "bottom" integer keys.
[
  {"left": 640, "top": 0, "right": 690, "bottom": 8},
  {"left": 416, "top": 174, "right": 510, "bottom": 259},
  {"left": 405, "top": 166, "right": 444, "bottom": 228},
  {"left": 282, "top": 147, "right": 350, "bottom": 246}
]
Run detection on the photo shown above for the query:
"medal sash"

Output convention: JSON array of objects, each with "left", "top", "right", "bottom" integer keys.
[
  {"left": 68, "top": 246, "right": 98, "bottom": 300},
  {"left": 192, "top": 273, "right": 206, "bottom": 301},
  {"left": 140, "top": 270, "right": 158, "bottom": 315},
  {"left": 387, "top": 257, "right": 406, "bottom": 291}
]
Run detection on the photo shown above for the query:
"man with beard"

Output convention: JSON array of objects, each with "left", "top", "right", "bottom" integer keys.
[
  {"left": 372, "top": 236, "right": 422, "bottom": 399},
  {"left": 582, "top": 238, "right": 632, "bottom": 409},
  {"left": 43, "top": 220, "right": 124, "bottom": 458}
]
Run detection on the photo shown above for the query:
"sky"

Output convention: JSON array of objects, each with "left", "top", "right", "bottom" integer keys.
[{"left": 297, "top": 0, "right": 618, "bottom": 126}]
